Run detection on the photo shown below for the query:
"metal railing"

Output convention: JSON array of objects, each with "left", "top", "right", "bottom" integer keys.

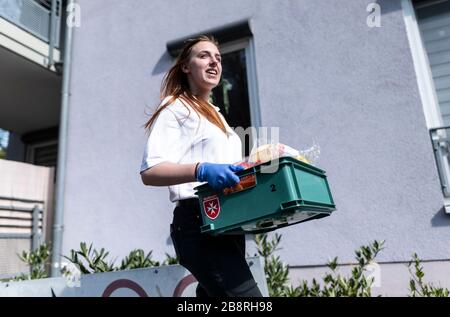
[
  {"left": 0, "top": 195, "right": 44, "bottom": 250},
  {"left": 430, "top": 126, "right": 450, "bottom": 197},
  {"left": 0, "top": 0, "right": 61, "bottom": 46},
  {"left": 0, "top": 0, "right": 62, "bottom": 67}
]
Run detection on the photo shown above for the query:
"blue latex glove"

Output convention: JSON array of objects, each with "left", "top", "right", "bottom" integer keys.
[{"left": 196, "top": 163, "right": 245, "bottom": 191}]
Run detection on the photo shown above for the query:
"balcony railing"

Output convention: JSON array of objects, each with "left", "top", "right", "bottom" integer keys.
[
  {"left": 0, "top": 0, "right": 61, "bottom": 47},
  {"left": 0, "top": 195, "right": 44, "bottom": 278},
  {"left": 430, "top": 126, "right": 450, "bottom": 198}
]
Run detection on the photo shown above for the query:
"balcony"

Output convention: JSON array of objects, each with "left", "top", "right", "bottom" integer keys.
[
  {"left": 0, "top": 2, "right": 62, "bottom": 277},
  {"left": 0, "top": 0, "right": 63, "bottom": 69},
  {"left": 0, "top": 0, "right": 62, "bottom": 160}
]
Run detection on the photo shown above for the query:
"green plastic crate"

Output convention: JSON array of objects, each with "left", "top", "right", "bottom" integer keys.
[{"left": 194, "top": 156, "right": 336, "bottom": 235}]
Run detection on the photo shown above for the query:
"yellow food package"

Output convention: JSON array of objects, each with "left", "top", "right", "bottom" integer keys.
[
  {"left": 295, "top": 155, "right": 311, "bottom": 164},
  {"left": 249, "top": 144, "right": 275, "bottom": 163}
]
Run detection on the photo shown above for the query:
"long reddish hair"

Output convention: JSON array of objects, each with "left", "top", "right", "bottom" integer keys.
[{"left": 143, "top": 35, "right": 227, "bottom": 134}]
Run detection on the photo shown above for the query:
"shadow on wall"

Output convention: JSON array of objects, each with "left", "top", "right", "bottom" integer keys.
[
  {"left": 431, "top": 206, "right": 450, "bottom": 227},
  {"left": 166, "top": 235, "right": 174, "bottom": 248},
  {"left": 152, "top": 51, "right": 173, "bottom": 76}
]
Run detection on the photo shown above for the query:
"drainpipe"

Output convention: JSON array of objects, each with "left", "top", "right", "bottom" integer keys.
[{"left": 51, "top": 0, "right": 74, "bottom": 277}]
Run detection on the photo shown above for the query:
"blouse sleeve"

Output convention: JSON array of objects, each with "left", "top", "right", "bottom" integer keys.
[{"left": 140, "top": 107, "right": 187, "bottom": 173}]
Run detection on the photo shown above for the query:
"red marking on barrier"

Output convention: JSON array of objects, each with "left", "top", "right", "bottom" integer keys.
[
  {"left": 172, "top": 274, "right": 197, "bottom": 297},
  {"left": 102, "top": 279, "right": 149, "bottom": 297}
]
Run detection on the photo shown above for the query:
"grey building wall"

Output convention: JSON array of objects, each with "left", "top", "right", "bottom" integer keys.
[{"left": 64, "top": 0, "right": 449, "bottom": 273}]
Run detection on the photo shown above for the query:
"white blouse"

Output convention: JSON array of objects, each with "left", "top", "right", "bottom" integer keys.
[{"left": 140, "top": 95, "right": 243, "bottom": 202}]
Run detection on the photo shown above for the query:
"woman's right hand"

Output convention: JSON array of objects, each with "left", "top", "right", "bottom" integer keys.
[{"left": 196, "top": 163, "right": 245, "bottom": 191}]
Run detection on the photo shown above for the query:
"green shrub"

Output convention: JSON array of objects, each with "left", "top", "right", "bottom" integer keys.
[
  {"left": 63, "top": 242, "right": 179, "bottom": 274},
  {"left": 408, "top": 253, "right": 449, "bottom": 297},
  {"left": 254, "top": 233, "right": 290, "bottom": 297},
  {"left": 0, "top": 148, "right": 6, "bottom": 159},
  {"left": 255, "top": 234, "right": 384, "bottom": 297},
  {"left": 296, "top": 240, "right": 384, "bottom": 297},
  {"left": 10, "top": 237, "right": 450, "bottom": 298},
  {"left": 11, "top": 244, "right": 51, "bottom": 281},
  {"left": 63, "top": 242, "right": 116, "bottom": 274}
]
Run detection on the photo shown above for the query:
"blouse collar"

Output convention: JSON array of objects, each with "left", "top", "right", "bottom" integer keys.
[{"left": 182, "top": 91, "right": 221, "bottom": 112}]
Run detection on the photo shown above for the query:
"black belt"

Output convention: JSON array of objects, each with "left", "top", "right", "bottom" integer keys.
[{"left": 176, "top": 198, "right": 200, "bottom": 209}]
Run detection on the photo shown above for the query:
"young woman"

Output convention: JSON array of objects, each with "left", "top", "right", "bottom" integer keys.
[{"left": 140, "top": 35, "right": 262, "bottom": 297}]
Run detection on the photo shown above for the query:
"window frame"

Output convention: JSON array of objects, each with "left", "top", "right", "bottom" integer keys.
[
  {"left": 402, "top": 0, "right": 443, "bottom": 128},
  {"left": 402, "top": 0, "right": 450, "bottom": 210},
  {"left": 218, "top": 37, "right": 262, "bottom": 129},
  {"left": 26, "top": 139, "right": 58, "bottom": 167}
]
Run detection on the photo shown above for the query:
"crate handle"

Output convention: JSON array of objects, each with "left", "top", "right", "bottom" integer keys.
[
  {"left": 201, "top": 223, "right": 214, "bottom": 233},
  {"left": 280, "top": 200, "right": 304, "bottom": 211}
]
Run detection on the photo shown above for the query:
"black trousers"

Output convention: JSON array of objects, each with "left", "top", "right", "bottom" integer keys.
[{"left": 170, "top": 198, "right": 263, "bottom": 297}]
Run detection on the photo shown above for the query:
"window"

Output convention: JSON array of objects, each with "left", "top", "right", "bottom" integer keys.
[
  {"left": 210, "top": 48, "right": 250, "bottom": 130},
  {"left": 404, "top": 0, "right": 450, "bottom": 206},
  {"left": 26, "top": 140, "right": 58, "bottom": 167},
  {"left": 22, "top": 126, "right": 59, "bottom": 168},
  {"left": 209, "top": 39, "right": 260, "bottom": 156},
  {"left": 415, "top": 0, "right": 450, "bottom": 124}
]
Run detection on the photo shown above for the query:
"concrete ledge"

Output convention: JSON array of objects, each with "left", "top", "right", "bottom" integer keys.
[{"left": 0, "top": 256, "right": 268, "bottom": 297}]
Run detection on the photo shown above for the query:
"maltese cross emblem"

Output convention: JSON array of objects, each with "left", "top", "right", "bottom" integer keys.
[{"left": 203, "top": 196, "right": 221, "bottom": 220}]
